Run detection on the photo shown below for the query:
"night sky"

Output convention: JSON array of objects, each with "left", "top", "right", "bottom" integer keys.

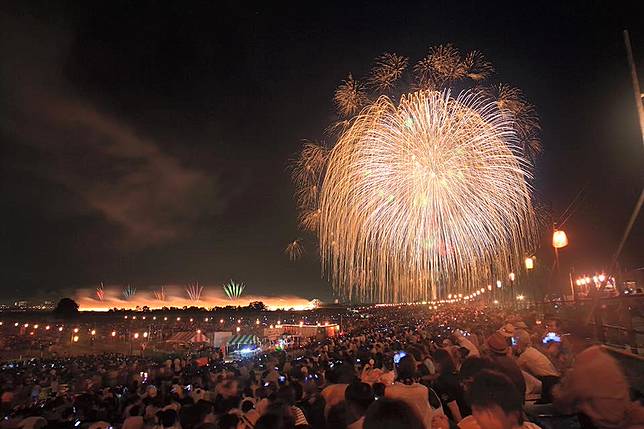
[{"left": 1, "top": 1, "right": 642, "bottom": 301}]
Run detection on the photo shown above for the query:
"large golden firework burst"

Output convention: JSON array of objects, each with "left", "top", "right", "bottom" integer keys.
[
  {"left": 291, "top": 44, "right": 541, "bottom": 302},
  {"left": 319, "top": 91, "right": 536, "bottom": 302}
]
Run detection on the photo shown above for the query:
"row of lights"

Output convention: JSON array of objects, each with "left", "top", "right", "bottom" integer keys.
[
  {"left": 374, "top": 259, "right": 536, "bottom": 307},
  {"left": 123, "top": 315, "right": 264, "bottom": 324},
  {"left": 575, "top": 274, "right": 607, "bottom": 286}
]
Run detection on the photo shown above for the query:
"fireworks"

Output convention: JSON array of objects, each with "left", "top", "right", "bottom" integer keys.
[
  {"left": 463, "top": 51, "right": 494, "bottom": 81},
  {"left": 414, "top": 44, "right": 466, "bottom": 90},
  {"left": 484, "top": 84, "right": 541, "bottom": 163},
  {"left": 96, "top": 283, "right": 105, "bottom": 301},
  {"left": 122, "top": 285, "right": 136, "bottom": 300},
  {"left": 298, "top": 208, "right": 321, "bottom": 232},
  {"left": 153, "top": 286, "right": 167, "bottom": 302},
  {"left": 185, "top": 282, "right": 204, "bottom": 302},
  {"left": 368, "top": 53, "right": 409, "bottom": 92},
  {"left": 334, "top": 74, "right": 369, "bottom": 118},
  {"left": 318, "top": 90, "right": 536, "bottom": 302},
  {"left": 223, "top": 280, "right": 245, "bottom": 300},
  {"left": 291, "top": 142, "right": 329, "bottom": 233},
  {"left": 285, "top": 239, "right": 304, "bottom": 261},
  {"left": 291, "top": 44, "right": 541, "bottom": 302}
]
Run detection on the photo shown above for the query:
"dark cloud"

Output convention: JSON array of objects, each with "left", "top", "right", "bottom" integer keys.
[{"left": 1, "top": 17, "right": 224, "bottom": 248}]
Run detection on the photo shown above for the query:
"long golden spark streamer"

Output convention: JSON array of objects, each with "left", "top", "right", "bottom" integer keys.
[{"left": 318, "top": 90, "right": 536, "bottom": 303}]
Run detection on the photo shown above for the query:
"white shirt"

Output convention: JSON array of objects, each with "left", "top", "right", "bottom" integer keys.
[
  {"left": 386, "top": 383, "right": 433, "bottom": 429},
  {"left": 517, "top": 347, "right": 560, "bottom": 377}
]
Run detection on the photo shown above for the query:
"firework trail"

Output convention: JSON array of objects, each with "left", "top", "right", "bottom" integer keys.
[
  {"left": 319, "top": 90, "right": 536, "bottom": 302},
  {"left": 122, "top": 285, "right": 136, "bottom": 300},
  {"left": 96, "top": 283, "right": 105, "bottom": 301},
  {"left": 223, "top": 280, "right": 245, "bottom": 300},
  {"left": 285, "top": 239, "right": 304, "bottom": 261},
  {"left": 153, "top": 286, "right": 167, "bottom": 302},
  {"left": 185, "top": 282, "right": 204, "bottom": 302}
]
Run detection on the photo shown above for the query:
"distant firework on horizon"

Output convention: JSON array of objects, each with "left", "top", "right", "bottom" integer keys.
[
  {"left": 223, "top": 280, "right": 245, "bottom": 300},
  {"left": 95, "top": 283, "right": 105, "bottom": 301},
  {"left": 122, "top": 285, "right": 136, "bottom": 300},
  {"left": 153, "top": 286, "right": 167, "bottom": 302},
  {"left": 185, "top": 282, "right": 204, "bottom": 302},
  {"left": 291, "top": 44, "right": 540, "bottom": 303}
]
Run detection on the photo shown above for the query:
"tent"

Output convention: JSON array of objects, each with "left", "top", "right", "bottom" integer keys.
[
  {"left": 167, "top": 331, "right": 209, "bottom": 344},
  {"left": 225, "top": 334, "right": 261, "bottom": 357},
  {"left": 226, "top": 334, "right": 260, "bottom": 346}
]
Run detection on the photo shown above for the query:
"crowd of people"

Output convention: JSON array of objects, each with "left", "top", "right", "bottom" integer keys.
[{"left": 1, "top": 305, "right": 643, "bottom": 429}]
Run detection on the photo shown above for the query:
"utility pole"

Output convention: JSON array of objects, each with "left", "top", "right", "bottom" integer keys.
[{"left": 610, "top": 32, "right": 644, "bottom": 273}]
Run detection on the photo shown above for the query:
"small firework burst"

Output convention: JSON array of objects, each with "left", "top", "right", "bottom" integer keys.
[
  {"left": 463, "top": 50, "right": 494, "bottom": 81},
  {"left": 122, "top": 285, "right": 136, "bottom": 300},
  {"left": 414, "top": 44, "right": 466, "bottom": 89},
  {"left": 485, "top": 83, "right": 524, "bottom": 112},
  {"left": 291, "top": 142, "right": 329, "bottom": 231},
  {"left": 368, "top": 52, "right": 408, "bottom": 92},
  {"left": 298, "top": 208, "right": 321, "bottom": 232},
  {"left": 334, "top": 74, "right": 369, "bottom": 118},
  {"left": 153, "top": 286, "right": 167, "bottom": 302},
  {"left": 485, "top": 84, "right": 541, "bottom": 163},
  {"left": 223, "top": 280, "right": 245, "bottom": 300},
  {"left": 96, "top": 283, "right": 105, "bottom": 301},
  {"left": 185, "top": 282, "right": 204, "bottom": 302},
  {"left": 291, "top": 142, "right": 329, "bottom": 189},
  {"left": 285, "top": 239, "right": 304, "bottom": 261}
]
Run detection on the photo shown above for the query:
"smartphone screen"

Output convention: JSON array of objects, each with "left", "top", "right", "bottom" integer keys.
[{"left": 393, "top": 351, "right": 406, "bottom": 365}]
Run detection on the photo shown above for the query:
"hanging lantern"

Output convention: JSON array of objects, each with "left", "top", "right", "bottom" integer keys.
[
  {"left": 525, "top": 257, "right": 534, "bottom": 270},
  {"left": 552, "top": 229, "right": 568, "bottom": 249}
]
